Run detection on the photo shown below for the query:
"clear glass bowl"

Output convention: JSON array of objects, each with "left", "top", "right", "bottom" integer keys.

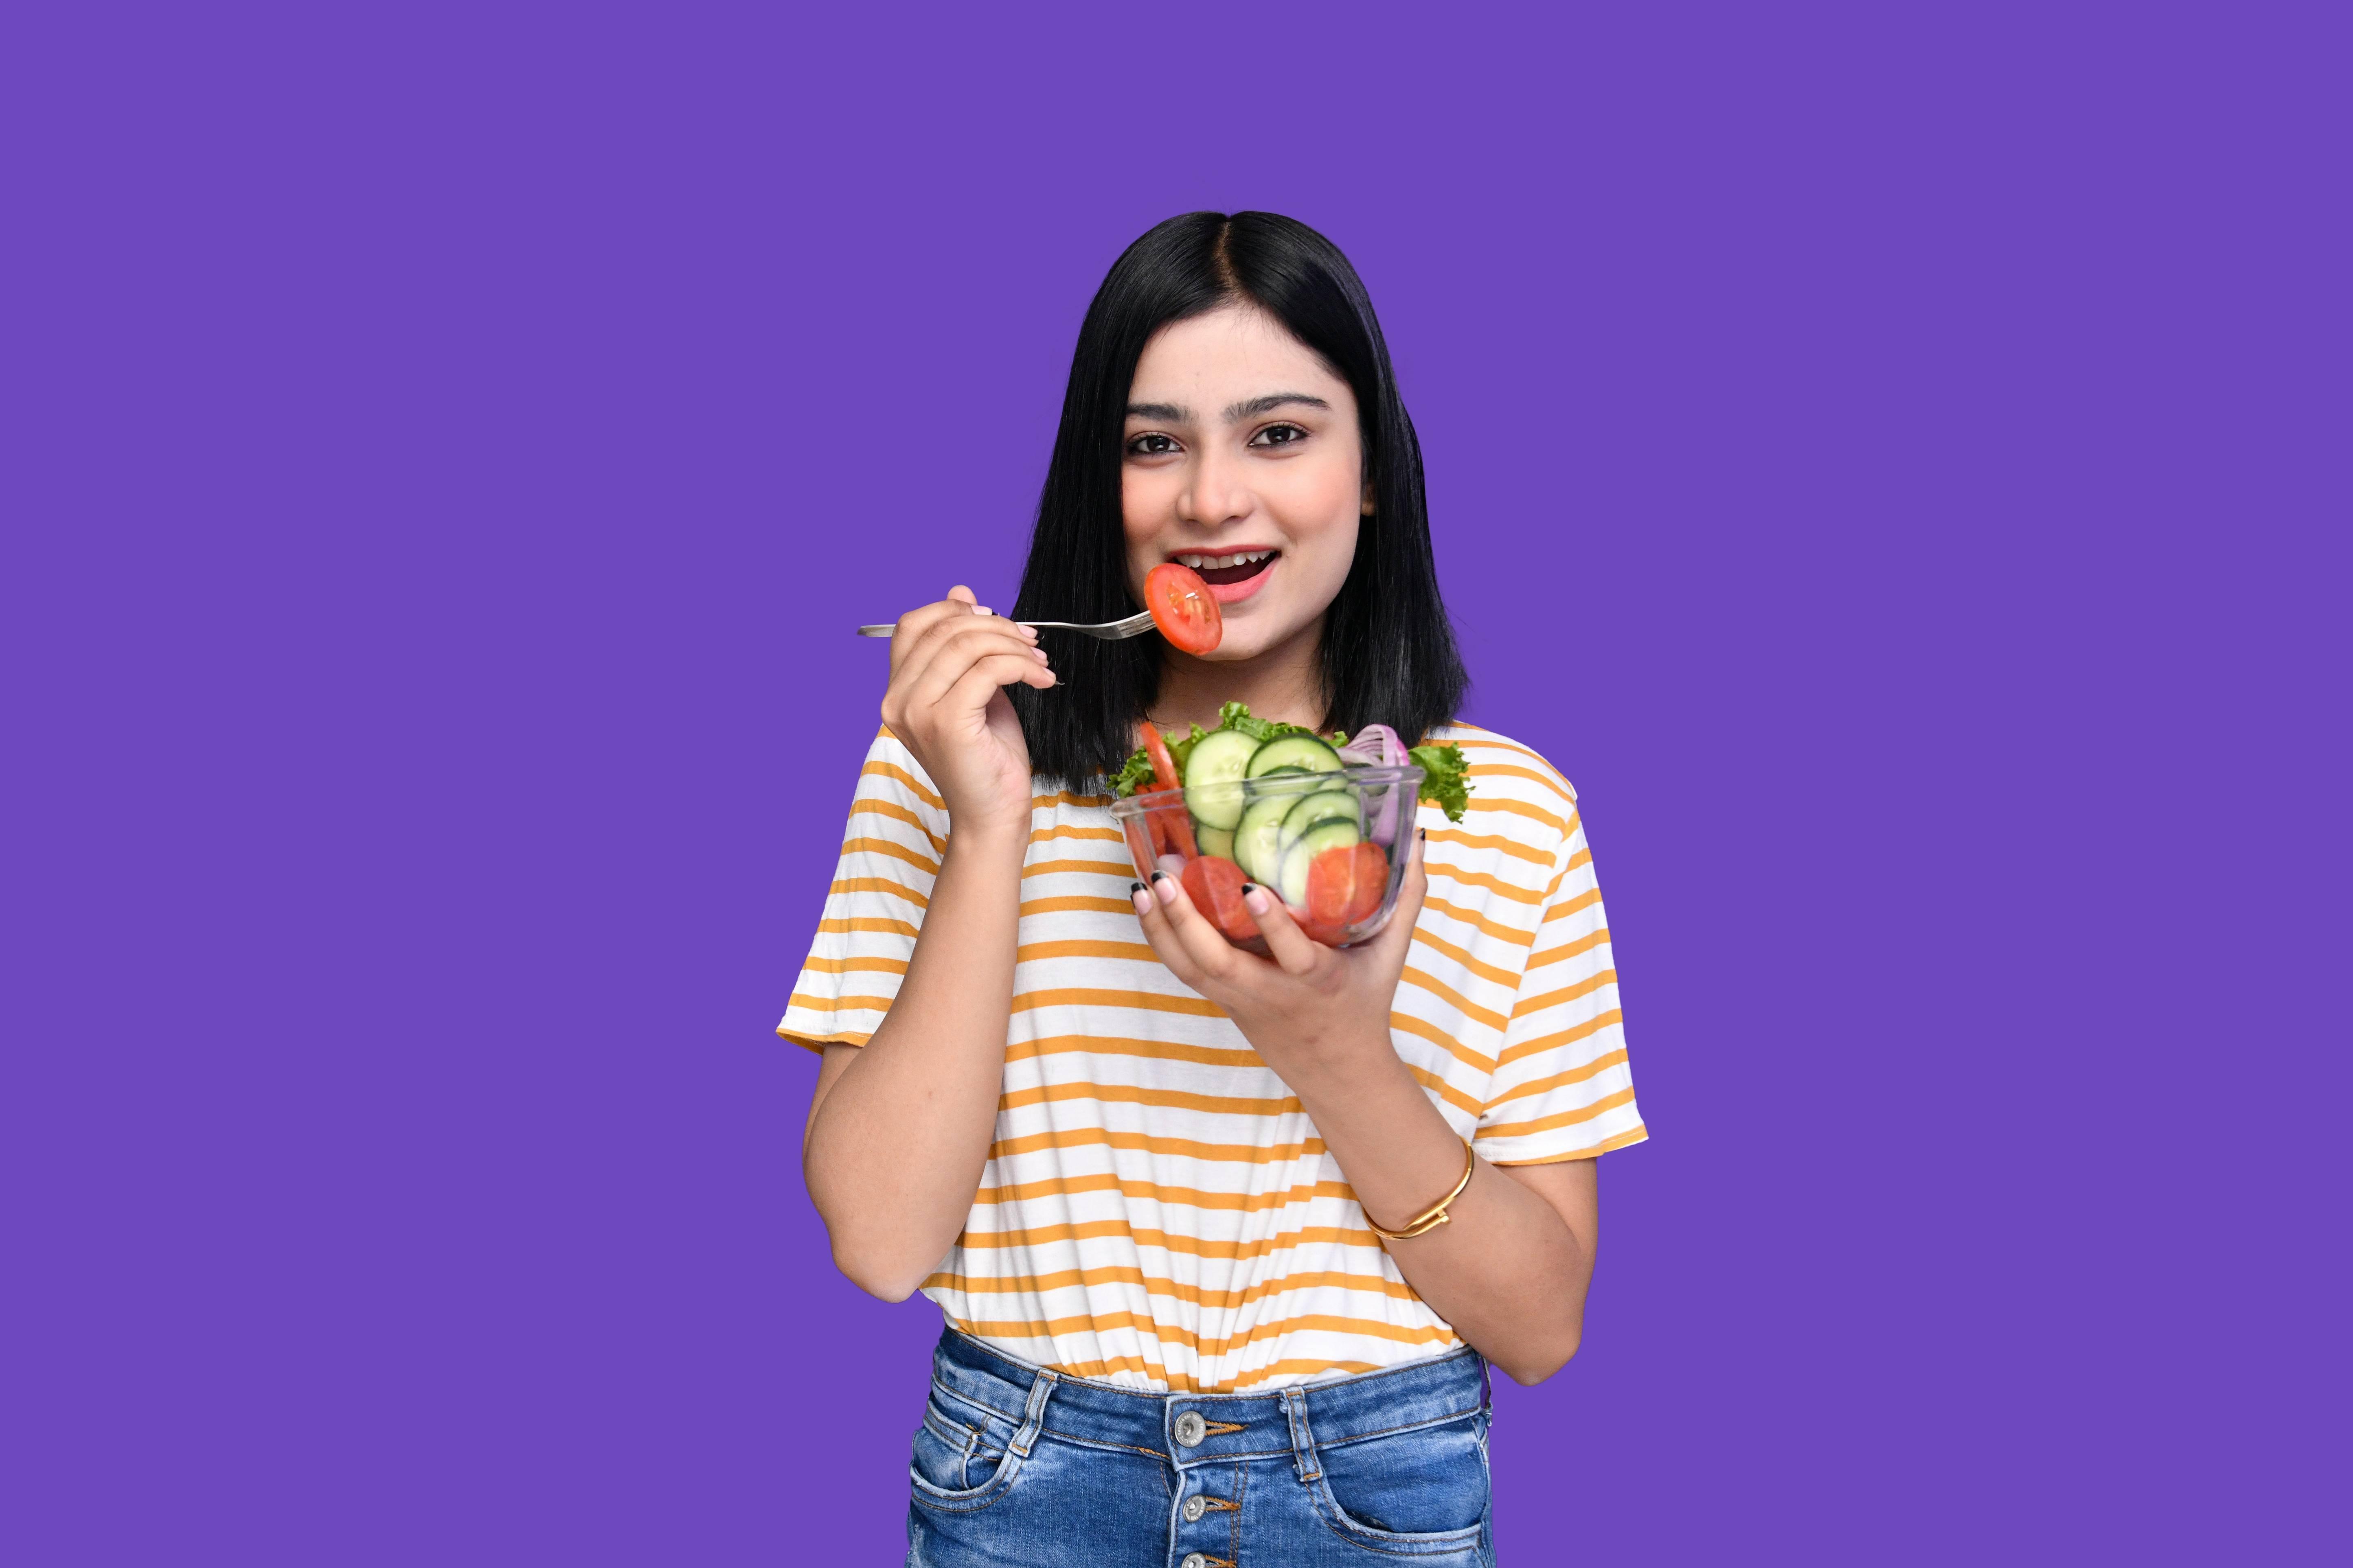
[{"left": 1106, "top": 763, "right": 1423, "bottom": 950}]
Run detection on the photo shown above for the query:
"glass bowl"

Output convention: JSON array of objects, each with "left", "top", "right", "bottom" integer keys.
[{"left": 1107, "top": 763, "right": 1423, "bottom": 950}]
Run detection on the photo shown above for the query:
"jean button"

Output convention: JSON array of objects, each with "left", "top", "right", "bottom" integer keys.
[
  {"left": 1182, "top": 1555, "right": 1208, "bottom": 1568},
  {"left": 1182, "top": 1496, "right": 1208, "bottom": 1522},
  {"left": 1174, "top": 1411, "right": 1207, "bottom": 1447}
]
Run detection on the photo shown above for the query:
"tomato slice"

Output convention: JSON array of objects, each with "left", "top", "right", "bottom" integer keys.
[
  {"left": 1306, "top": 843, "right": 1380, "bottom": 928},
  {"left": 1344, "top": 842, "right": 1388, "bottom": 924},
  {"left": 1121, "top": 814, "right": 1157, "bottom": 877},
  {"left": 1134, "top": 723, "right": 1198, "bottom": 858},
  {"left": 1140, "top": 720, "right": 1182, "bottom": 793},
  {"left": 1182, "top": 854, "right": 1260, "bottom": 943},
  {"left": 1144, "top": 562, "right": 1222, "bottom": 655},
  {"left": 1165, "top": 810, "right": 1199, "bottom": 860},
  {"left": 1134, "top": 786, "right": 1196, "bottom": 860}
]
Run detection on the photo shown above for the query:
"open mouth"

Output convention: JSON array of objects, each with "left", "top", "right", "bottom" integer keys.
[{"left": 1176, "top": 548, "right": 1279, "bottom": 587}]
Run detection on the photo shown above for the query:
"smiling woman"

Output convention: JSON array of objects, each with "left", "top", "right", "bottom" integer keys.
[
  {"left": 786, "top": 213, "right": 1643, "bottom": 1568},
  {"left": 1007, "top": 212, "right": 1466, "bottom": 789}
]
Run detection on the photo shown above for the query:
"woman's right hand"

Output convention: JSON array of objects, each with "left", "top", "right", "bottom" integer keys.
[{"left": 879, "top": 585, "right": 1054, "bottom": 837}]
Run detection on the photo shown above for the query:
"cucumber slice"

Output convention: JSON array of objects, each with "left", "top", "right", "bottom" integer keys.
[
  {"left": 1279, "top": 790, "right": 1363, "bottom": 848},
  {"left": 1276, "top": 819, "right": 1362, "bottom": 907},
  {"left": 1181, "top": 728, "right": 1260, "bottom": 830},
  {"left": 1245, "top": 735, "right": 1343, "bottom": 779},
  {"left": 1196, "top": 824, "right": 1235, "bottom": 862},
  {"left": 1232, "top": 793, "right": 1298, "bottom": 884}
]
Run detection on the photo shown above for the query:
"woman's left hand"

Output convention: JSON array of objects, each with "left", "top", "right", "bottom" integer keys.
[{"left": 1130, "top": 830, "right": 1428, "bottom": 1075}]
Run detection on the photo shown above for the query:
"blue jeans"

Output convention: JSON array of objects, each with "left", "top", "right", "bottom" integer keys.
[{"left": 907, "top": 1329, "right": 1496, "bottom": 1566}]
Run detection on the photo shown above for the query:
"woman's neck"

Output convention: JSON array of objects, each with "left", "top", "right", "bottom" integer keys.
[{"left": 1148, "top": 615, "right": 1327, "bottom": 737}]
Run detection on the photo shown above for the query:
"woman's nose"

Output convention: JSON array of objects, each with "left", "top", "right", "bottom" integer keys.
[{"left": 1179, "top": 446, "right": 1252, "bottom": 527}]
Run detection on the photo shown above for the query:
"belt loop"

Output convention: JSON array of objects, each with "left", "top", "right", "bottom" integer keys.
[
  {"left": 1009, "top": 1368, "right": 1058, "bottom": 1459},
  {"left": 1283, "top": 1386, "right": 1322, "bottom": 1483}
]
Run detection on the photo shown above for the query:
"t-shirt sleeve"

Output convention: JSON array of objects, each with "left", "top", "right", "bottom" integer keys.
[
  {"left": 776, "top": 729, "right": 947, "bottom": 1053},
  {"left": 1473, "top": 801, "right": 1647, "bottom": 1163}
]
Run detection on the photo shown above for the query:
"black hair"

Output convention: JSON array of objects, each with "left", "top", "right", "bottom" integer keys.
[{"left": 1007, "top": 211, "right": 1468, "bottom": 790}]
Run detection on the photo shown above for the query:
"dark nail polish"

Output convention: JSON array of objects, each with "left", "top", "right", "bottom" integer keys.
[
  {"left": 1149, "top": 871, "right": 1169, "bottom": 884},
  {"left": 1241, "top": 883, "right": 1259, "bottom": 895},
  {"left": 1418, "top": 827, "right": 1426, "bottom": 841},
  {"left": 1130, "top": 881, "right": 1145, "bottom": 895}
]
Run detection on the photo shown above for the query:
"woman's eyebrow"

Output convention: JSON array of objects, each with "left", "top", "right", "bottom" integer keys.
[
  {"left": 1222, "top": 392, "right": 1331, "bottom": 421},
  {"left": 1125, "top": 401, "right": 1191, "bottom": 423}
]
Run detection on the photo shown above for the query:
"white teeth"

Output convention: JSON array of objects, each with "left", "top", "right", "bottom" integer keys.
[{"left": 1176, "top": 550, "right": 1274, "bottom": 570}]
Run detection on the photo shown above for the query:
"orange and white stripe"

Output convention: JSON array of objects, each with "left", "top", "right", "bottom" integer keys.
[{"left": 782, "top": 724, "right": 1644, "bottom": 1393}]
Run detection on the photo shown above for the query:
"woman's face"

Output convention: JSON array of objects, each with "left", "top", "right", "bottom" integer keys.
[{"left": 1122, "top": 304, "right": 1364, "bottom": 662}]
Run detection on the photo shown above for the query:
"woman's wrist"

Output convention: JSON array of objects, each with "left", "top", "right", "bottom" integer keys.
[
  {"left": 942, "top": 814, "right": 1031, "bottom": 862},
  {"left": 1251, "top": 1013, "right": 1405, "bottom": 1086}
]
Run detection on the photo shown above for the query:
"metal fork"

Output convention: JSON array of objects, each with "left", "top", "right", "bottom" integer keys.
[{"left": 855, "top": 610, "right": 1156, "bottom": 640}]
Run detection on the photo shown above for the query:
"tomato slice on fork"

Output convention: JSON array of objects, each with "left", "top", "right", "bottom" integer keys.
[{"left": 1144, "top": 563, "right": 1222, "bottom": 655}]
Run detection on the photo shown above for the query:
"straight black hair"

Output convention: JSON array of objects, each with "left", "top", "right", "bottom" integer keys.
[{"left": 1007, "top": 211, "right": 1468, "bottom": 790}]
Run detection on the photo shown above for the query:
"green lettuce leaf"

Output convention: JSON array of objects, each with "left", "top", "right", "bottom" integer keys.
[
  {"left": 1215, "top": 701, "right": 1318, "bottom": 745},
  {"left": 1408, "top": 741, "right": 1473, "bottom": 821},
  {"left": 1110, "top": 722, "right": 1212, "bottom": 796},
  {"left": 1109, "top": 748, "right": 1158, "bottom": 797},
  {"left": 1164, "top": 722, "right": 1208, "bottom": 774}
]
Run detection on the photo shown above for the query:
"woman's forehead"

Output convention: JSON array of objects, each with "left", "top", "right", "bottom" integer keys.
[{"left": 1129, "top": 305, "right": 1349, "bottom": 407}]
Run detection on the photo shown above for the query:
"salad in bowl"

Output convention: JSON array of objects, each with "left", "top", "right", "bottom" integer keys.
[{"left": 1107, "top": 703, "right": 1470, "bottom": 950}]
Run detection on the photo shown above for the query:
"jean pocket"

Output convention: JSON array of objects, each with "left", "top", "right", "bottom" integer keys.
[
  {"left": 910, "top": 1406, "right": 980, "bottom": 1493},
  {"left": 1314, "top": 1413, "right": 1490, "bottom": 1548},
  {"left": 909, "top": 1391, "right": 1022, "bottom": 1507}
]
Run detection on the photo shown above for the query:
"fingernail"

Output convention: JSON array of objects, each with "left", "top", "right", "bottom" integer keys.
[
  {"left": 1018, "top": 622, "right": 1038, "bottom": 639},
  {"left": 1243, "top": 885, "right": 1271, "bottom": 914},
  {"left": 1149, "top": 871, "right": 1168, "bottom": 883},
  {"left": 1033, "top": 647, "right": 1050, "bottom": 661},
  {"left": 1132, "top": 889, "right": 1153, "bottom": 915},
  {"left": 1130, "top": 881, "right": 1145, "bottom": 895},
  {"left": 975, "top": 605, "right": 992, "bottom": 616},
  {"left": 1153, "top": 876, "right": 1178, "bottom": 905},
  {"left": 1418, "top": 827, "right": 1426, "bottom": 841}
]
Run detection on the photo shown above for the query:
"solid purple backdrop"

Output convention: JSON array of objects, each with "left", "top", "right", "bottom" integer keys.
[{"left": 5, "top": 4, "right": 2343, "bottom": 1563}]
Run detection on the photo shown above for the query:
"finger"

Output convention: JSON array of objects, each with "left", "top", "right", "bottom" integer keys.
[
  {"left": 888, "top": 593, "right": 978, "bottom": 659},
  {"left": 887, "top": 629, "right": 1043, "bottom": 736},
  {"left": 905, "top": 624, "right": 1050, "bottom": 708},
  {"left": 902, "top": 622, "right": 1050, "bottom": 711},
  {"left": 888, "top": 600, "right": 976, "bottom": 681},
  {"left": 890, "top": 591, "right": 1034, "bottom": 679},
  {"left": 1149, "top": 868, "right": 1246, "bottom": 979},
  {"left": 936, "top": 655, "right": 1056, "bottom": 724},
  {"left": 1242, "top": 880, "right": 1323, "bottom": 975},
  {"left": 1131, "top": 880, "right": 1214, "bottom": 992}
]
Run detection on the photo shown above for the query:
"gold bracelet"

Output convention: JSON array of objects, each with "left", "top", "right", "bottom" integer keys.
[{"left": 1363, "top": 1138, "right": 1476, "bottom": 1242}]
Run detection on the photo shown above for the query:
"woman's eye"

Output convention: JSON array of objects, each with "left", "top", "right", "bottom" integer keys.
[
  {"left": 1248, "top": 423, "right": 1309, "bottom": 448},
  {"left": 1126, "top": 433, "right": 1180, "bottom": 457}
]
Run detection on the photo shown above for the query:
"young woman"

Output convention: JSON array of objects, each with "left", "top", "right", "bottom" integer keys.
[{"left": 784, "top": 212, "right": 1644, "bottom": 1567}]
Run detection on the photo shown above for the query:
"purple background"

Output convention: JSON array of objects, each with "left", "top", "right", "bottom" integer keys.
[{"left": 6, "top": 4, "right": 2343, "bottom": 1562}]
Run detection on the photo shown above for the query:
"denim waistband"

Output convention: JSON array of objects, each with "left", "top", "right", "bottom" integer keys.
[{"left": 928, "top": 1328, "right": 1489, "bottom": 1474}]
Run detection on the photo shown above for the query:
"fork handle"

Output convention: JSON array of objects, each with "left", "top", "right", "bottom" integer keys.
[{"left": 855, "top": 619, "right": 1096, "bottom": 635}]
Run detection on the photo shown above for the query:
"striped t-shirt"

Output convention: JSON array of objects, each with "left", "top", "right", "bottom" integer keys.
[{"left": 780, "top": 723, "right": 1645, "bottom": 1393}]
